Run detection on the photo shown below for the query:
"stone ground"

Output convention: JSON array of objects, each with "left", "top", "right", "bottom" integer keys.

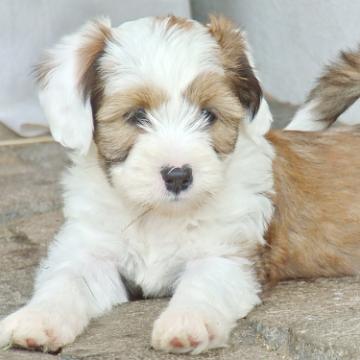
[{"left": 1, "top": 101, "right": 360, "bottom": 360}]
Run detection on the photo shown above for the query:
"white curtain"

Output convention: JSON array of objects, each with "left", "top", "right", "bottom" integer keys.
[{"left": 0, "top": 0, "right": 191, "bottom": 137}]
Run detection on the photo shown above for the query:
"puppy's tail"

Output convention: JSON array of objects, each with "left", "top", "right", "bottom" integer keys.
[{"left": 287, "top": 46, "right": 360, "bottom": 131}]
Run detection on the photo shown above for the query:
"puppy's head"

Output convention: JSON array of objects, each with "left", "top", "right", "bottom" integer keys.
[{"left": 36, "top": 15, "right": 269, "bottom": 211}]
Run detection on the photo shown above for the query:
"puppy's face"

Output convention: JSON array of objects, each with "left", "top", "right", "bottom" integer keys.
[{"left": 37, "top": 16, "right": 262, "bottom": 211}]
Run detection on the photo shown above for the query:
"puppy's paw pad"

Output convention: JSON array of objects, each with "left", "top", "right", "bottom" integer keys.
[
  {"left": 25, "top": 338, "right": 39, "bottom": 348},
  {"left": 0, "top": 306, "right": 75, "bottom": 352},
  {"left": 169, "top": 335, "right": 201, "bottom": 349},
  {"left": 151, "top": 309, "right": 224, "bottom": 354}
]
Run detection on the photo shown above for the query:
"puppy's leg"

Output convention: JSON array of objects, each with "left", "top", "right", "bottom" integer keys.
[
  {"left": 0, "top": 224, "right": 127, "bottom": 352},
  {"left": 151, "top": 257, "right": 260, "bottom": 354}
]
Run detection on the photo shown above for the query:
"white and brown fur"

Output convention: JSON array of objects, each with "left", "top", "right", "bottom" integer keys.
[
  {"left": 0, "top": 15, "right": 359, "bottom": 355},
  {"left": 288, "top": 46, "right": 360, "bottom": 131},
  {"left": 270, "top": 45, "right": 360, "bottom": 283}
]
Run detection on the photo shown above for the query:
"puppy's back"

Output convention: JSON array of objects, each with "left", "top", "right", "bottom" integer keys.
[{"left": 263, "top": 127, "right": 360, "bottom": 284}]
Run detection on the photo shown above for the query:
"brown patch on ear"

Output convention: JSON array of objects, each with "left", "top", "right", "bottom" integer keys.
[
  {"left": 75, "top": 20, "right": 112, "bottom": 135},
  {"left": 185, "top": 72, "right": 244, "bottom": 154},
  {"left": 207, "top": 15, "right": 262, "bottom": 118},
  {"left": 77, "top": 20, "right": 111, "bottom": 98}
]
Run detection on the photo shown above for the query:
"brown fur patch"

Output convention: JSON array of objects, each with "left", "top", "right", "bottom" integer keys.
[
  {"left": 263, "top": 127, "right": 360, "bottom": 286},
  {"left": 95, "top": 118, "right": 138, "bottom": 166},
  {"left": 94, "top": 85, "right": 168, "bottom": 164},
  {"left": 97, "top": 85, "right": 168, "bottom": 123},
  {"left": 166, "top": 15, "right": 193, "bottom": 30},
  {"left": 305, "top": 46, "right": 360, "bottom": 128},
  {"left": 207, "top": 15, "right": 262, "bottom": 118},
  {"left": 77, "top": 20, "right": 111, "bottom": 97},
  {"left": 184, "top": 72, "right": 244, "bottom": 154},
  {"left": 156, "top": 15, "right": 193, "bottom": 31}
]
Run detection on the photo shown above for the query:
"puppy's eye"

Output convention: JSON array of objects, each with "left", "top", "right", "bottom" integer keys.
[
  {"left": 201, "top": 108, "right": 217, "bottom": 125},
  {"left": 125, "top": 108, "right": 149, "bottom": 126}
]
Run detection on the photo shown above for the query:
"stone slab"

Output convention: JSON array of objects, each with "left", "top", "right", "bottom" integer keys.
[
  {"left": 0, "top": 143, "right": 66, "bottom": 224},
  {"left": 249, "top": 277, "right": 360, "bottom": 360}
]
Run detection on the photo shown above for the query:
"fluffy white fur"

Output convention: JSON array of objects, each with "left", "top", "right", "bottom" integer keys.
[
  {"left": 286, "top": 99, "right": 327, "bottom": 131},
  {"left": 37, "top": 20, "right": 113, "bottom": 154},
  {"left": 0, "top": 16, "right": 274, "bottom": 354}
]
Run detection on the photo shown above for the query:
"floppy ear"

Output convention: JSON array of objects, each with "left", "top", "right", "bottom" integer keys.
[
  {"left": 35, "top": 18, "right": 111, "bottom": 155},
  {"left": 207, "top": 15, "right": 262, "bottom": 120}
]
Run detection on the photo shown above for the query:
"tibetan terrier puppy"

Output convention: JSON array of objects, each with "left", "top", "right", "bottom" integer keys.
[{"left": 1, "top": 15, "right": 360, "bottom": 355}]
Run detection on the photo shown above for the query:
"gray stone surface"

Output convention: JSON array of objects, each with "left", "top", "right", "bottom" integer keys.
[
  {"left": 0, "top": 124, "right": 19, "bottom": 141},
  {"left": 60, "top": 300, "right": 283, "bottom": 360},
  {"left": 249, "top": 278, "right": 360, "bottom": 360},
  {"left": 1, "top": 103, "right": 359, "bottom": 360},
  {"left": 0, "top": 143, "right": 66, "bottom": 224}
]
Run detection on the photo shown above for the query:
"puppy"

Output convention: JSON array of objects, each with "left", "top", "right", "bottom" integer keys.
[
  {"left": 1, "top": 15, "right": 360, "bottom": 355},
  {"left": 288, "top": 46, "right": 360, "bottom": 131}
]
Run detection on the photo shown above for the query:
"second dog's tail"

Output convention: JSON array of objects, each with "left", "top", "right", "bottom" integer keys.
[{"left": 287, "top": 46, "right": 360, "bottom": 131}]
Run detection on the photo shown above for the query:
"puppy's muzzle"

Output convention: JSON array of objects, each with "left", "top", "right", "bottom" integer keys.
[{"left": 161, "top": 165, "right": 193, "bottom": 194}]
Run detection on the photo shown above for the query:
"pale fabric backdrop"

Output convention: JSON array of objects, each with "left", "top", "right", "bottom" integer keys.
[
  {"left": 0, "top": 0, "right": 190, "bottom": 137},
  {"left": 192, "top": 0, "right": 360, "bottom": 123}
]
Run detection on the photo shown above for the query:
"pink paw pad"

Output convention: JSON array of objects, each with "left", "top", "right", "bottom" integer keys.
[
  {"left": 169, "top": 335, "right": 201, "bottom": 349},
  {"left": 170, "top": 337, "right": 184, "bottom": 348},
  {"left": 188, "top": 336, "right": 200, "bottom": 347},
  {"left": 25, "top": 338, "right": 38, "bottom": 348}
]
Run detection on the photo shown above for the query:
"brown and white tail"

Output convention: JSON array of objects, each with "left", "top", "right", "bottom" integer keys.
[{"left": 287, "top": 46, "right": 360, "bottom": 131}]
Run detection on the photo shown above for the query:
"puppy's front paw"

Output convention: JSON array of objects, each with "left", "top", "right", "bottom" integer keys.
[
  {"left": 0, "top": 306, "right": 78, "bottom": 353},
  {"left": 151, "top": 308, "right": 229, "bottom": 354}
]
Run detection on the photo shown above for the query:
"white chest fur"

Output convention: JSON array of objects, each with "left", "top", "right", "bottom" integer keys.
[{"left": 58, "top": 132, "right": 274, "bottom": 298}]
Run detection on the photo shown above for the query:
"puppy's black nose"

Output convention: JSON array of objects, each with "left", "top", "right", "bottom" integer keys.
[{"left": 161, "top": 165, "right": 193, "bottom": 194}]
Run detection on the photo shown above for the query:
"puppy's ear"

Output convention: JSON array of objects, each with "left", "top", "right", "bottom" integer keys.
[
  {"left": 207, "top": 15, "right": 262, "bottom": 120},
  {"left": 35, "top": 18, "right": 111, "bottom": 154}
]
